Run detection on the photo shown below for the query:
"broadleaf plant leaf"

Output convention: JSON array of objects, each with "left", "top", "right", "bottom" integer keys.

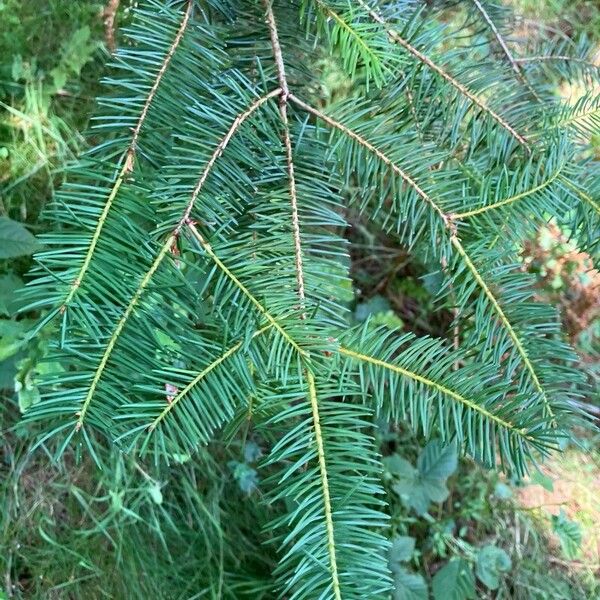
[
  {"left": 0, "top": 217, "right": 38, "bottom": 258},
  {"left": 475, "top": 544, "right": 512, "bottom": 590},
  {"left": 432, "top": 558, "right": 476, "bottom": 600}
]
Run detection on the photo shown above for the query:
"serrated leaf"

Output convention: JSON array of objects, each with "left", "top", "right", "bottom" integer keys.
[
  {"left": 475, "top": 545, "right": 511, "bottom": 590},
  {"left": 0, "top": 217, "right": 38, "bottom": 258},
  {"left": 390, "top": 441, "right": 458, "bottom": 515},
  {"left": 417, "top": 440, "right": 458, "bottom": 481},
  {"left": 389, "top": 536, "right": 416, "bottom": 565},
  {"left": 392, "top": 566, "right": 428, "bottom": 600},
  {"left": 551, "top": 509, "right": 582, "bottom": 560},
  {"left": 384, "top": 455, "right": 416, "bottom": 478},
  {"left": 432, "top": 558, "right": 475, "bottom": 600}
]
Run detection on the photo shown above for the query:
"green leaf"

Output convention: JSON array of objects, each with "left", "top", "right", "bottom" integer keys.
[
  {"left": 15, "top": 375, "right": 41, "bottom": 413},
  {"left": 0, "top": 274, "right": 25, "bottom": 316},
  {"left": 0, "top": 217, "right": 38, "bottom": 258},
  {"left": 390, "top": 441, "right": 458, "bottom": 515},
  {"left": 0, "top": 319, "right": 28, "bottom": 361},
  {"left": 384, "top": 455, "right": 416, "bottom": 479},
  {"left": 389, "top": 535, "right": 416, "bottom": 564},
  {"left": 355, "top": 295, "right": 391, "bottom": 321},
  {"left": 432, "top": 558, "right": 476, "bottom": 600},
  {"left": 475, "top": 545, "right": 511, "bottom": 590},
  {"left": 417, "top": 440, "right": 459, "bottom": 481},
  {"left": 551, "top": 509, "right": 582, "bottom": 560},
  {"left": 148, "top": 482, "right": 163, "bottom": 505},
  {"left": 49, "top": 26, "right": 99, "bottom": 92},
  {"left": 392, "top": 567, "right": 428, "bottom": 600}
]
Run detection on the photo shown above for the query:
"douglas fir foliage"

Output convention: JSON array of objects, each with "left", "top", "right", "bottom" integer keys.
[{"left": 22, "top": 0, "right": 599, "bottom": 597}]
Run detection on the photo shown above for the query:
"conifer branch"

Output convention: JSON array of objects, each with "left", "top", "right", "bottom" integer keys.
[
  {"left": 289, "top": 93, "right": 451, "bottom": 225},
  {"left": 449, "top": 236, "right": 557, "bottom": 425},
  {"left": 75, "top": 238, "right": 174, "bottom": 431},
  {"left": 471, "top": 0, "right": 522, "bottom": 78},
  {"left": 266, "top": 10, "right": 340, "bottom": 593},
  {"left": 559, "top": 176, "right": 600, "bottom": 215},
  {"left": 355, "top": 0, "right": 531, "bottom": 150},
  {"left": 453, "top": 167, "right": 564, "bottom": 219},
  {"left": 338, "top": 345, "right": 535, "bottom": 440},
  {"left": 264, "top": 0, "right": 306, "bottom": 304},
  {"left": 75, "top": 90, "right": 281, "bottom": 431},
  {"left": 186, "top": 222, "right": 307, "bottom": 358},
  {"left": 470, "top": 0, "right": 542, "bottom": 102},
  {"left": 557, "top": 105, "right": 600, "bottom": 130},
  {"left": 306, "top": 370, "right": 342, "bottom": 600},
  {"left": 60, "top": 0, "right": 193, "bottom": 314},
  {"left": 289, "top": 93, "right": 556, "bottom": 424},
  {"left": 24, "top": 3, "right": 590, "bottom": 590},
  {"left": 314, "top": 0, "right": 383, "bottom": 78},
  {"left": 148, "top": 324, "right": 272, "bottom": 433}
]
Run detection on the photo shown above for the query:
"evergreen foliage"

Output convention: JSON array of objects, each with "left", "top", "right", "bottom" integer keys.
[{"left": 21, "top": 0, "right": 598, "bottom": 597}]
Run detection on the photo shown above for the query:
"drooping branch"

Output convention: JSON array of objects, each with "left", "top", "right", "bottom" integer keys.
[
  {"left": 75, "top": 90, "right": 281, "bottom": 431},
  {"left": 264, "top": 0, "right": 306, "bottom": 305},
  {"left": 354, "top": 0, "right": 531, "bottom": 150},
  {"left": 338, "top": 345, "right": 536, "bottom": 441},
  {"left": 288, "top": 93, "right": 557, "bottom": 425},
  {"left": 61, "top": 0, "right": 193, "bottom": 314}
]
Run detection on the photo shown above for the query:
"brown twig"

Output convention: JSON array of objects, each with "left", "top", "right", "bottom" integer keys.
[
  {"left": 103, "top": 0, "right": 121, "bottom": 54},
  {"left": 355, "top": 0, "right": 530, "bottom": 151},
  {"left": 263, "top": 0, "right": 306, "bottom": 307},
  {"left": 470, "top": 0, "right": 542, "bottom": 102}
]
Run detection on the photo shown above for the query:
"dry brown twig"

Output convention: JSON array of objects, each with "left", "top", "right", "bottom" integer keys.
[{"left": 104, "top": 0, "right": 121, "bottom": 54}]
